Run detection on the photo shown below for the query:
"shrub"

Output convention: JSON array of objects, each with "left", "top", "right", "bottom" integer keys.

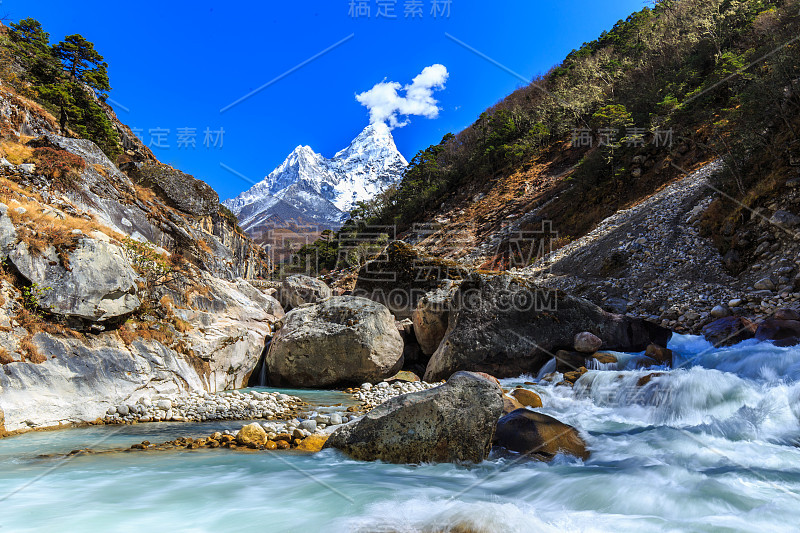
[
  {"left": 0, "top": 347, "right": 14, "bottom": 365},
  {"left": 32, "top": 147, "right": 85, "bottom": 187}
]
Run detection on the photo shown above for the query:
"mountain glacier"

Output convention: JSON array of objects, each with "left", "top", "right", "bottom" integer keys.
[{"left": 223, "top": 123, "right": 408, "bottom": 237}]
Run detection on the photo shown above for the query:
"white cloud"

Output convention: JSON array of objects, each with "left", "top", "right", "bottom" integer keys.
[{"left": 356, "top": 64, "right": 449, "bottom": 130}]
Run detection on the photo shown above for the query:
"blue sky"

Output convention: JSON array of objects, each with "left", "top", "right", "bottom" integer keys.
[{"left": 8, "top": 0, "right": 645, "bottom": 200}]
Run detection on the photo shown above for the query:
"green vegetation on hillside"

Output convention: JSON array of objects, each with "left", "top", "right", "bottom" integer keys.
[
  {"left": 1, "top": 18, "right": 120, "bottom": 157},
  {"left": 362, "top": 0, "right": 800, "bottom": 254}
]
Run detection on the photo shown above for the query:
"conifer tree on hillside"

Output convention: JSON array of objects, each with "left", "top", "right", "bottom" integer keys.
[
  {"left": 52, "top": 34, "right": 110, "bottom": 98},
  {"left": 8, "top": 18, "right": 50, "bottom": 58},
  {"left": 4, "top": 19, "right": 120, "bottom": 157}
]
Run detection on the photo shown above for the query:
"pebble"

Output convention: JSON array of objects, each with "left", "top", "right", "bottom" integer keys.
[
  {"left": 102, "top": 390, "right": 304, "bottom": 425},
  {"left": 350, "top": 380, "right": 442, "bottom": 409}
]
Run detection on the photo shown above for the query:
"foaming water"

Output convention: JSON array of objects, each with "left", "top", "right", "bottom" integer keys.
[{"left": 2, "top": 336, "right": 800, "bottom": 532}]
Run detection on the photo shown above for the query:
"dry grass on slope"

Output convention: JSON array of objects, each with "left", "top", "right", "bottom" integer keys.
[
  {"left": 1, "top": 176, "right": 127, "bottom": 255},
  {"left": 0, "top": 139, "right": 33, "bottom": 165}
]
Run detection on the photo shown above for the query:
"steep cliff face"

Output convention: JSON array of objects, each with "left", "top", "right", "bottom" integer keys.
[{"left": 0, "top": 79, "right": 276, "bottom": 433}]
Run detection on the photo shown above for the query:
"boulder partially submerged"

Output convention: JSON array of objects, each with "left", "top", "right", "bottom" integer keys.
[
  {"left": 265, "top": 296, "right": 403, "bottom": 388},
  {"left": 324, "top": 371, "right": 503, "bottom": 463},
  {"left": 495, "top": 408, "right": 589, "bottom": 461},
  {"left": 701, "top": 316, "right": 757, "bottom": 347},
  {"left": 424, "top": 274, "right": 671, "bottom": 381}
]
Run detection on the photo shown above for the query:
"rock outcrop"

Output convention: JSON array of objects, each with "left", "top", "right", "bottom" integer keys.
[
  {"left": 276, "top": 274, "right": 332, "bottom": 311},
  {"left": 412, "top": 286, "right": 456, "bottom": 355},
  {"left": 0, "top": 272, "right": 282, "bottom": 431},
  {"left": 324, "top": 371, "right": 503, "bottom": 463},
  {"left": 126, "top": 163, "right": 220, "bottom": 216},
  {"left": 495, "top": 409, "right": 589, "bottom": 460},
  {"left": 353, "top": 241, "right": 469, "bottom": 319},
  {"left": 0, "top": 202, "right": 15, "bottom": 259},
  {"left": 0, "top": 87, "right": 276, "bottom": 433},
  {"left": 424, "top": 274, "right": 671, "bottom": 381},
  {"left": 8, "top": 237, "right": 140, "bottom": 323},
  {"left": 265, "top": 296, "right": 403, "bottom": 388}
]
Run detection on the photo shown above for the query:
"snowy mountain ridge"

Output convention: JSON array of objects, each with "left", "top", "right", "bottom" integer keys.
[{"left": 223, "top": 123, "right": 408, "bottom": 232}]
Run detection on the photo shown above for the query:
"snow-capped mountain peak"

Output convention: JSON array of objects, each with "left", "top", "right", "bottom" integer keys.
[{"left": 223, "top": 125, "right": 408, "bottom": 235}]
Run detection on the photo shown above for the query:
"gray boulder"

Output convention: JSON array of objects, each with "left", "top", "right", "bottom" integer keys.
[
  {"left": 324, "top": 371, "right": 503, "bottom": 463},
  {"left": 265, "top": 296, "right": 403, "bottom": 388},
  {"left": 424, "top": 274, "right": 671, "bottom": 381},
  {"left": 412, "top": 286, "right": 456, "bottom": 356},
  {"left": 573, "top": 331, "right": 602, "bottom": 353},
  {"left": 771, "top": 210, "right": 800, "bottom": 228},
  {"left": 8, "top": 238, "right": 140, "bottom": 322},
  {"left": 753, "top": 277, "right": 776, "bottom": 292},
  {"left": 276, "top": 275, "right": 332, "bottom": 311}
]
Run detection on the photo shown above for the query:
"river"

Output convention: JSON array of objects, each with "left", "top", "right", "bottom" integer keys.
[{"left": 1, "top": 335, "right": 799, "bottom": 532}]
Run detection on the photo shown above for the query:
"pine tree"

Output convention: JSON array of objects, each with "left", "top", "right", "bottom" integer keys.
[
  {"left": 52, "top": 34, "right": 110, "bottom": 98},
  {"left": 8, "top": 18, "right": 50, "bottom": 57}
]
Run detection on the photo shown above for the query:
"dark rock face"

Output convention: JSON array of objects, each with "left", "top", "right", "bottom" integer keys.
[
  {"left": 495, "top": 409, "right": 589, "bottom": 461},
  {"left": 324, "top": 371, "right": 503, "bottom": 464},
  {"left": 127, "top": 163, "right": 219, "bottom": 216},
  {"left": 554, "top": 350, "right": 588, "bottom": 373},
  {"left": 424, "top": 274, "right": 672, "bottom": 381},
  {"left": 265, "top": 296, "right": 403, "bottom": 388},
  {"left": 396, "top": 319, "right": 426, "bottom": 375},
  {"left": 755, "top": 319, "right": 800, "bottom": 347},
  {"left": 702, "top": 316, "right": 758, "bottom": 347},
  {"left": 353, "top": 241, "right": 469, "bottom": 319}
]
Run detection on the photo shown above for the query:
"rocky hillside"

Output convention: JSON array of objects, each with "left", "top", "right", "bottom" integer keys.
[
  {"left": 0, "top": 23, "right": 282, "bottom": 434},
  {"left": 341, "top": 0, "right": 800, "bottom": 336}
]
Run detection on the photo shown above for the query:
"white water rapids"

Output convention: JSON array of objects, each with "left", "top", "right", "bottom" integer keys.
[{"left": 1, "top": 335, "right": 799, "bottom": 532}]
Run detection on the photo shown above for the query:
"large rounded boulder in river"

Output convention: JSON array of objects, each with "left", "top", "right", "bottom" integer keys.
[
  {"left": 276, "top": 274, "right": 332, "bottom": 311},
  {"left": 324, "top": 371, "right": 503, "bottom": 464},
  {"left": 265, "top": 296, "right": 403, "bottom": 388},
  {"left": 424, "top": 273, "right": 671, "bottom": 381}
]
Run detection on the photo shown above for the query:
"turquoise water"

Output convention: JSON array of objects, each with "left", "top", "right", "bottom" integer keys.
[{"left": 2, "top": 336, "right": 800, "bottom": 532}]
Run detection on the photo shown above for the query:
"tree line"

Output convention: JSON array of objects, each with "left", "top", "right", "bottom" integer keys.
[
  {"left": 355, "top": 0, "right": 799, "bottom": 242},
  {"left": 3, "top": 18, "right": 120, "bottom": 156}
]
